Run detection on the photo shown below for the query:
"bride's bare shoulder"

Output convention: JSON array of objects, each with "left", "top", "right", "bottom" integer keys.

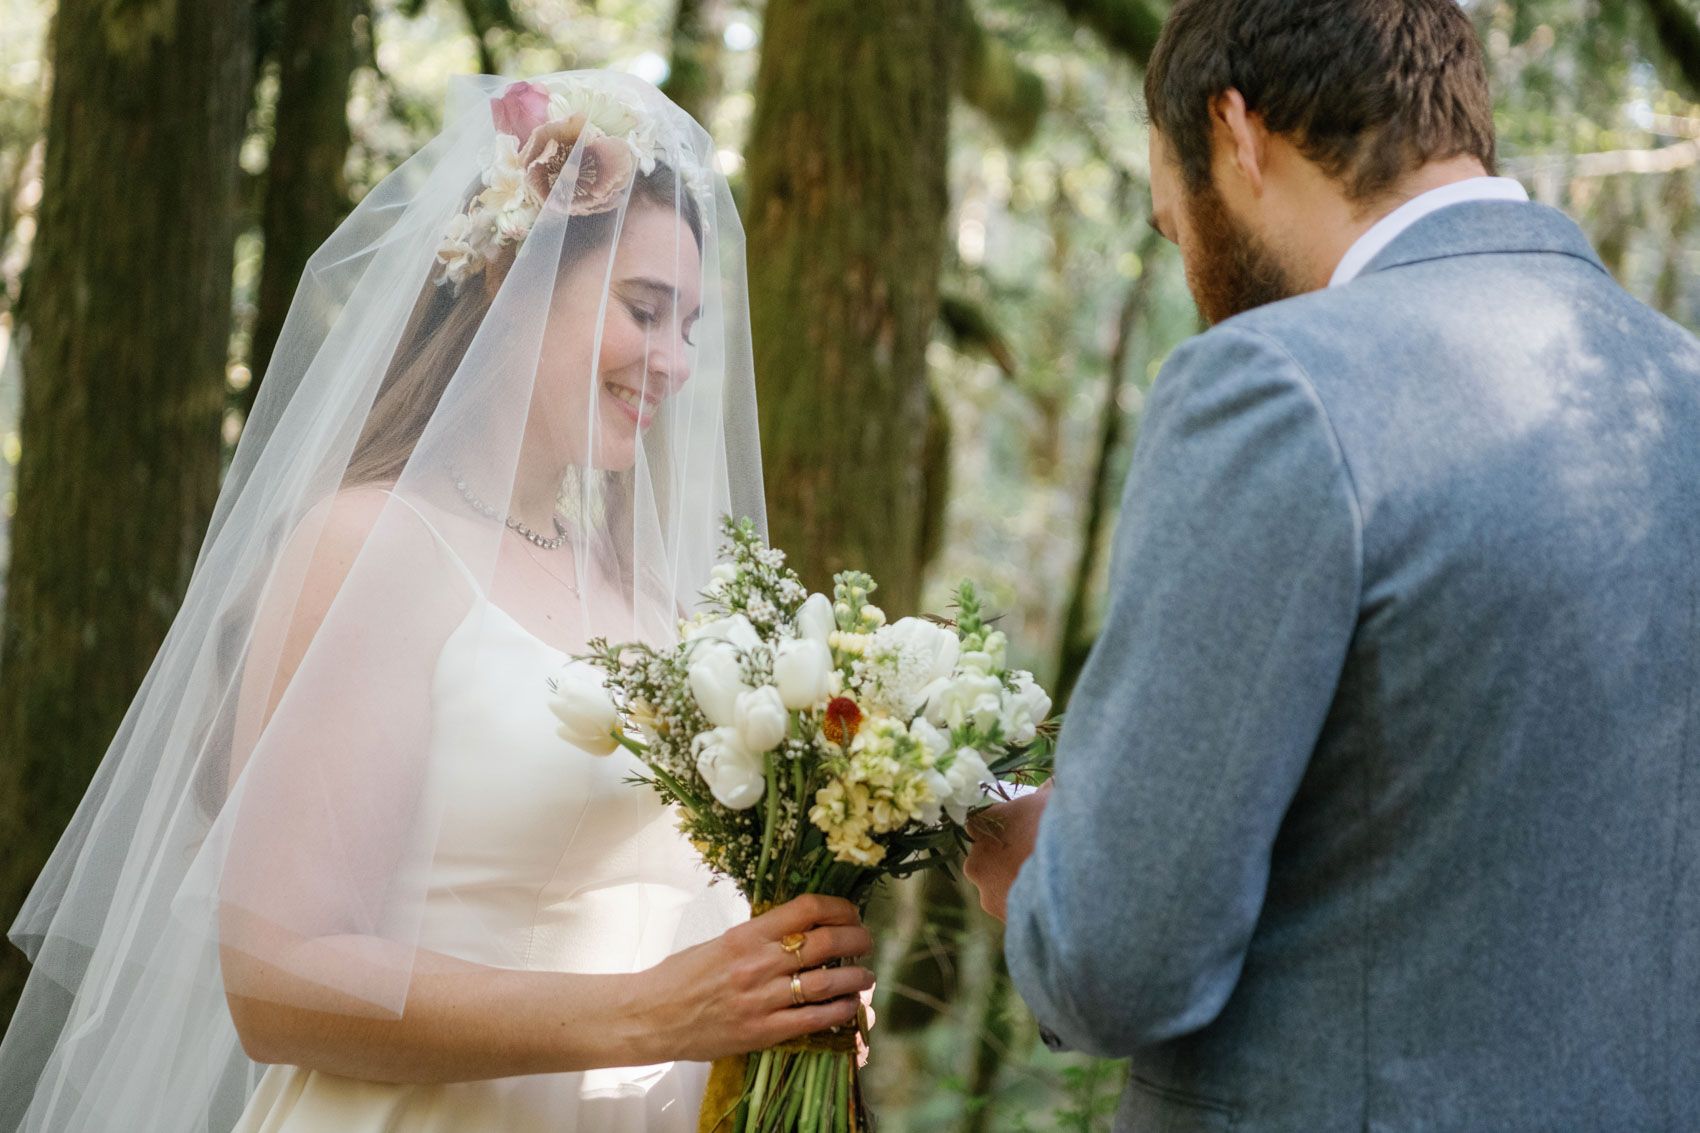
[
  {"left": 293, "top": 482, "right": 433, "bottom": 555},
  {"left": 272, "top": 482, "right": 462, "bottom": 614}
]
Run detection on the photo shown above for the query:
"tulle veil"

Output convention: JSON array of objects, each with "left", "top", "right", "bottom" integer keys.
[{"left": 0, "top": 69, "right": 762, "bottom": 1131}]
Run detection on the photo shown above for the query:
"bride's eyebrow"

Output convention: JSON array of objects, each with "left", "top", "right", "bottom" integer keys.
[{"left": 621, "top": 276, "right": 702, "bottom": 321}]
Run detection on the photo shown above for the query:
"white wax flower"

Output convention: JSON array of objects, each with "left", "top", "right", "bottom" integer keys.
[
  {"left": 796, "top": 592, "right": 836, "bottom": 647},
  {"left": 734, "top": 684, "right": 789, "bottom": 753},
  {"left": 549, "top": 660, "right": 621, "bottom": 756},
  {"left": 687, "top": 642, "right": 752, "bottom": 728},
  {"left": 773, "top": 636, "right": 833, "bottom": 710},
  {"left": 693, "top": 726, "right": 766, "bottom": 810}
]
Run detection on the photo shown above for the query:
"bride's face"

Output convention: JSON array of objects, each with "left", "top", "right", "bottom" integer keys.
[{"left": 532, "top": 205, "right": 704, "bottom": 472}]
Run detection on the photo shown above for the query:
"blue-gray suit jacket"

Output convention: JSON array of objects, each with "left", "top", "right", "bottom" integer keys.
[{"left": 1004, "top": 201, "right": 1700, "bottom": 1132}]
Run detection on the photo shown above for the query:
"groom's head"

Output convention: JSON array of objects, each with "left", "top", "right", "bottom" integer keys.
[{"left": 1144, "top": 0, "right": 1498, "bottom": 324}]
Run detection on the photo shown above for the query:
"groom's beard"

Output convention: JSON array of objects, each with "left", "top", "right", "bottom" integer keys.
[{"left": 1182, "top": 183, "right": 1304, "bottom": 325}]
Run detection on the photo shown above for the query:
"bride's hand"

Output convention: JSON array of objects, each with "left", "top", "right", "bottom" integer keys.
[{"left": 635, "top": 894, "right": 875, "bottom": 1062}]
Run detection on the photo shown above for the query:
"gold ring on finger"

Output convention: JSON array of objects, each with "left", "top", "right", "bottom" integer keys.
[
  {"left": 779, "top": 931, "right": 807, "bottom": 969},
  {"left": 790, "top": 973, "right": 807, "bottom": 1007}
]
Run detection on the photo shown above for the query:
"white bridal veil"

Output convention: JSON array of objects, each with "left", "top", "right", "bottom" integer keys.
[{"left": 0, "top": 70, "right": 763, "bottom": 1130}]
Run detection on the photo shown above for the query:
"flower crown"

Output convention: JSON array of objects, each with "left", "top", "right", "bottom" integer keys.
[{"left": 434, "top": 76, "right": 713, "bottom": 295}]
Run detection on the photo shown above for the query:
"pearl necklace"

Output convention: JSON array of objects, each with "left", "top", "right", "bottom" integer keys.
[{"left": 450, "top": 470, "right": 570, "bottom": 551}]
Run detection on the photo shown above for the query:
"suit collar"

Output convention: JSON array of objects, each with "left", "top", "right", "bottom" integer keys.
[{"left": 1356, "top": 200, "right": 1609, "bottom": 281}]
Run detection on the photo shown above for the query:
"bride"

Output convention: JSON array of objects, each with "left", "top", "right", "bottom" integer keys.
[{"left": 0, "top": 71, "right": 871, "bottom": 1132}]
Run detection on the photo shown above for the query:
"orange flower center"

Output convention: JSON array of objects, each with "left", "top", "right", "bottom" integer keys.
[{"left": 823, "top": 696, "right": 862, "bottom": 747}]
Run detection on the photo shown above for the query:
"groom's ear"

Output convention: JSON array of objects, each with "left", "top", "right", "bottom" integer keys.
[{"left": 1209, "top": 89, "right": 1268, "bottom": 198}]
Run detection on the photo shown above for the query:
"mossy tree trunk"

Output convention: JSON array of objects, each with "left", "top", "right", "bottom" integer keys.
[
  {"left": 241, "top": 0, "right": 356, "bottom": 419},
  {"left": 744, "top": 0, "right": 960, "bottom": 615},
  {"left": 0, "top": 0, "right": 254, "bottom": 1029}
]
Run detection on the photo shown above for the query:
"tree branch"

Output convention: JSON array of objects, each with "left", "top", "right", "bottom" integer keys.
[
  {"left": 1641, "top": 0, "right": 1700, "bottom": 97},
  {"left": 1046, "top": 0, "right": 1167, "bottom": 67},
  {"left": 959, "top": 8, "right": 1046, "bottom": 147}
]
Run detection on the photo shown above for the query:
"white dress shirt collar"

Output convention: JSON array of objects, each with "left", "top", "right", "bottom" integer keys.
[{"left": 1328, "top": 176, "right": 1530, "bottom": 288}]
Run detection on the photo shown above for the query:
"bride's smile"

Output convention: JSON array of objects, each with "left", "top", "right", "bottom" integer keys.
[{"left": 533, "top": 203, "right": 704, "bottom": 472}]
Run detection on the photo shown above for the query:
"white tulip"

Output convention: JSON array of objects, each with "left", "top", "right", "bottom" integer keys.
[
  {"left": 796, "top": 593, "right": 836, "bottom": 647},
  {"left": 549, "top": 660, "right": 621, "bottom": 757},
  {"left": 734, "top": 685, "right": 790, "bottom": 753},
  {"left": 773, "top": 636, "right": 833, "bottom": 710},
  {"left": 685, "top": 612, "right": 761, "bottom": 652},
  {"left": 687, "top": 642, "right": 752, "bottom": 727},
  {"left": 693, "top": 727, "right": 767, "bottom": 810}
]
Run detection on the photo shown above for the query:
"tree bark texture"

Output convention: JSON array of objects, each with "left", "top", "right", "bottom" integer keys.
[
  {"left": 0, "top": 0, "right": 254, "bottom": 1029},
  {"left": 745, "top": 0, "right": 960, "bottom": 615}
]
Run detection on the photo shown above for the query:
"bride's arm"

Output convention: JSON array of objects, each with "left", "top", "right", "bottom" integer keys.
[
  {"left": 223, "top": 895, "right": 873, "bottom": 1084},
  {"left": 218, "top": 489, "right": 873, "bottom": 1083}
]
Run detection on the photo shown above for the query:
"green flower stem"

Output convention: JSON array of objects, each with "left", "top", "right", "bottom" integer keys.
[
  {"left": 836, "top": 1056, "right": 850, "bottom": 1133},
  {"left": 804, "top": 1053, "right": 826, "bottom": 1128},
  {"left": 753, "top": 751, "right": 780, "bottom": 905},
  {"left": 639, "top": 759, "right": 707, "bottom": 818},
  {"left": 773, "top": 1056, "right": 805, "bottom": 1131},
  {"left": 746, "top": 1048, "right": 774, "bottom": 1129},
  {"left": 795, "top": 1055, "right": 814, "bottom": 1130}
]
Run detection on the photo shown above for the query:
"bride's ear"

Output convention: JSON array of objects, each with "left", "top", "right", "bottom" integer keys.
[{"left": 1210, "top": 88, "right": 1268, "bottom": 197}]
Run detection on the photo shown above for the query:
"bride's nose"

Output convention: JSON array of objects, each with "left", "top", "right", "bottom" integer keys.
[{"left": 644, "top": 328, "right": 693, "bottom": 395}]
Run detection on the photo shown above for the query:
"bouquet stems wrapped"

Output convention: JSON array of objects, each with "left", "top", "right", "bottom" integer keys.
[{"left": 552, "top": 519, "right": 1055, "bottom": 1132}]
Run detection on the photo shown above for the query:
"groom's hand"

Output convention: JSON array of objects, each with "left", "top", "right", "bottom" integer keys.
[{"left": 963, "top": 780, "right": 1053, "bottom": 922}]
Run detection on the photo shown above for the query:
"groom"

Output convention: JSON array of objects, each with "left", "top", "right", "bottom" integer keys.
[{"left": 965, "top": 1, "right": 1700, "bottom": 1130}]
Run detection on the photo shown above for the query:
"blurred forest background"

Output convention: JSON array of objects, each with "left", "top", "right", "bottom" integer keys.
[{"left": 2, "top": 0, "right": 1700, "bottom": 1127}]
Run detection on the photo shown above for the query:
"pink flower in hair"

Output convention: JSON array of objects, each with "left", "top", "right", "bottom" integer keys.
[{"left": 490, "top": 80, "right": 551, "bottom": 143}]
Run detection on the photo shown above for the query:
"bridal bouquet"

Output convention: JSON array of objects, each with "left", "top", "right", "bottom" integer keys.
[{"left": 549, "top": 517, "right": 1055, "bottom": 1133}]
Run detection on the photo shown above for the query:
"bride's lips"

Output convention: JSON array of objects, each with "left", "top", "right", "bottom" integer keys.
[{"left": 604, "top": 381, "right": 663, "bottom": 427}]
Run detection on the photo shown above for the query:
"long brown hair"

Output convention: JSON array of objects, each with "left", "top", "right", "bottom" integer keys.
[{"left": 343, "top": 161, "right": 704, "bottom": 488}]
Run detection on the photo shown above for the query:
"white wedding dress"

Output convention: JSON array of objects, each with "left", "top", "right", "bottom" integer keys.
[{"left": 232, "top": 493, "right": 741, "bottom": 1132}]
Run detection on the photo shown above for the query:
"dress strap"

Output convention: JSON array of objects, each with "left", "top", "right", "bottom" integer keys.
[{"left": 379, "top": 488, "right": 486, "bottom": 598}]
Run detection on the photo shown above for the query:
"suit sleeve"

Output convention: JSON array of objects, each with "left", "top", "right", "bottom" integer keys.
[{"left": 1004, "top": 323, "right": 1362, "bottom": 1056}]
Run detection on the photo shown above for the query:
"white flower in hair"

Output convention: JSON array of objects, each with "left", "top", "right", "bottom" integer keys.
[{"left": 435, "top": 211, "right": 488, "bottom": 288}]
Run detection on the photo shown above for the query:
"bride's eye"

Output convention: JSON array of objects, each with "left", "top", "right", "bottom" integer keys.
[{"left": 624, "top": 300, "right": 659, "bottom": 327}]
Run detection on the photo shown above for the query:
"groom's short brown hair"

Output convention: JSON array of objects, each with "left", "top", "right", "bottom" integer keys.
[{"left": 1144, "top": 0, "right": 1497, "bottom": 203}]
